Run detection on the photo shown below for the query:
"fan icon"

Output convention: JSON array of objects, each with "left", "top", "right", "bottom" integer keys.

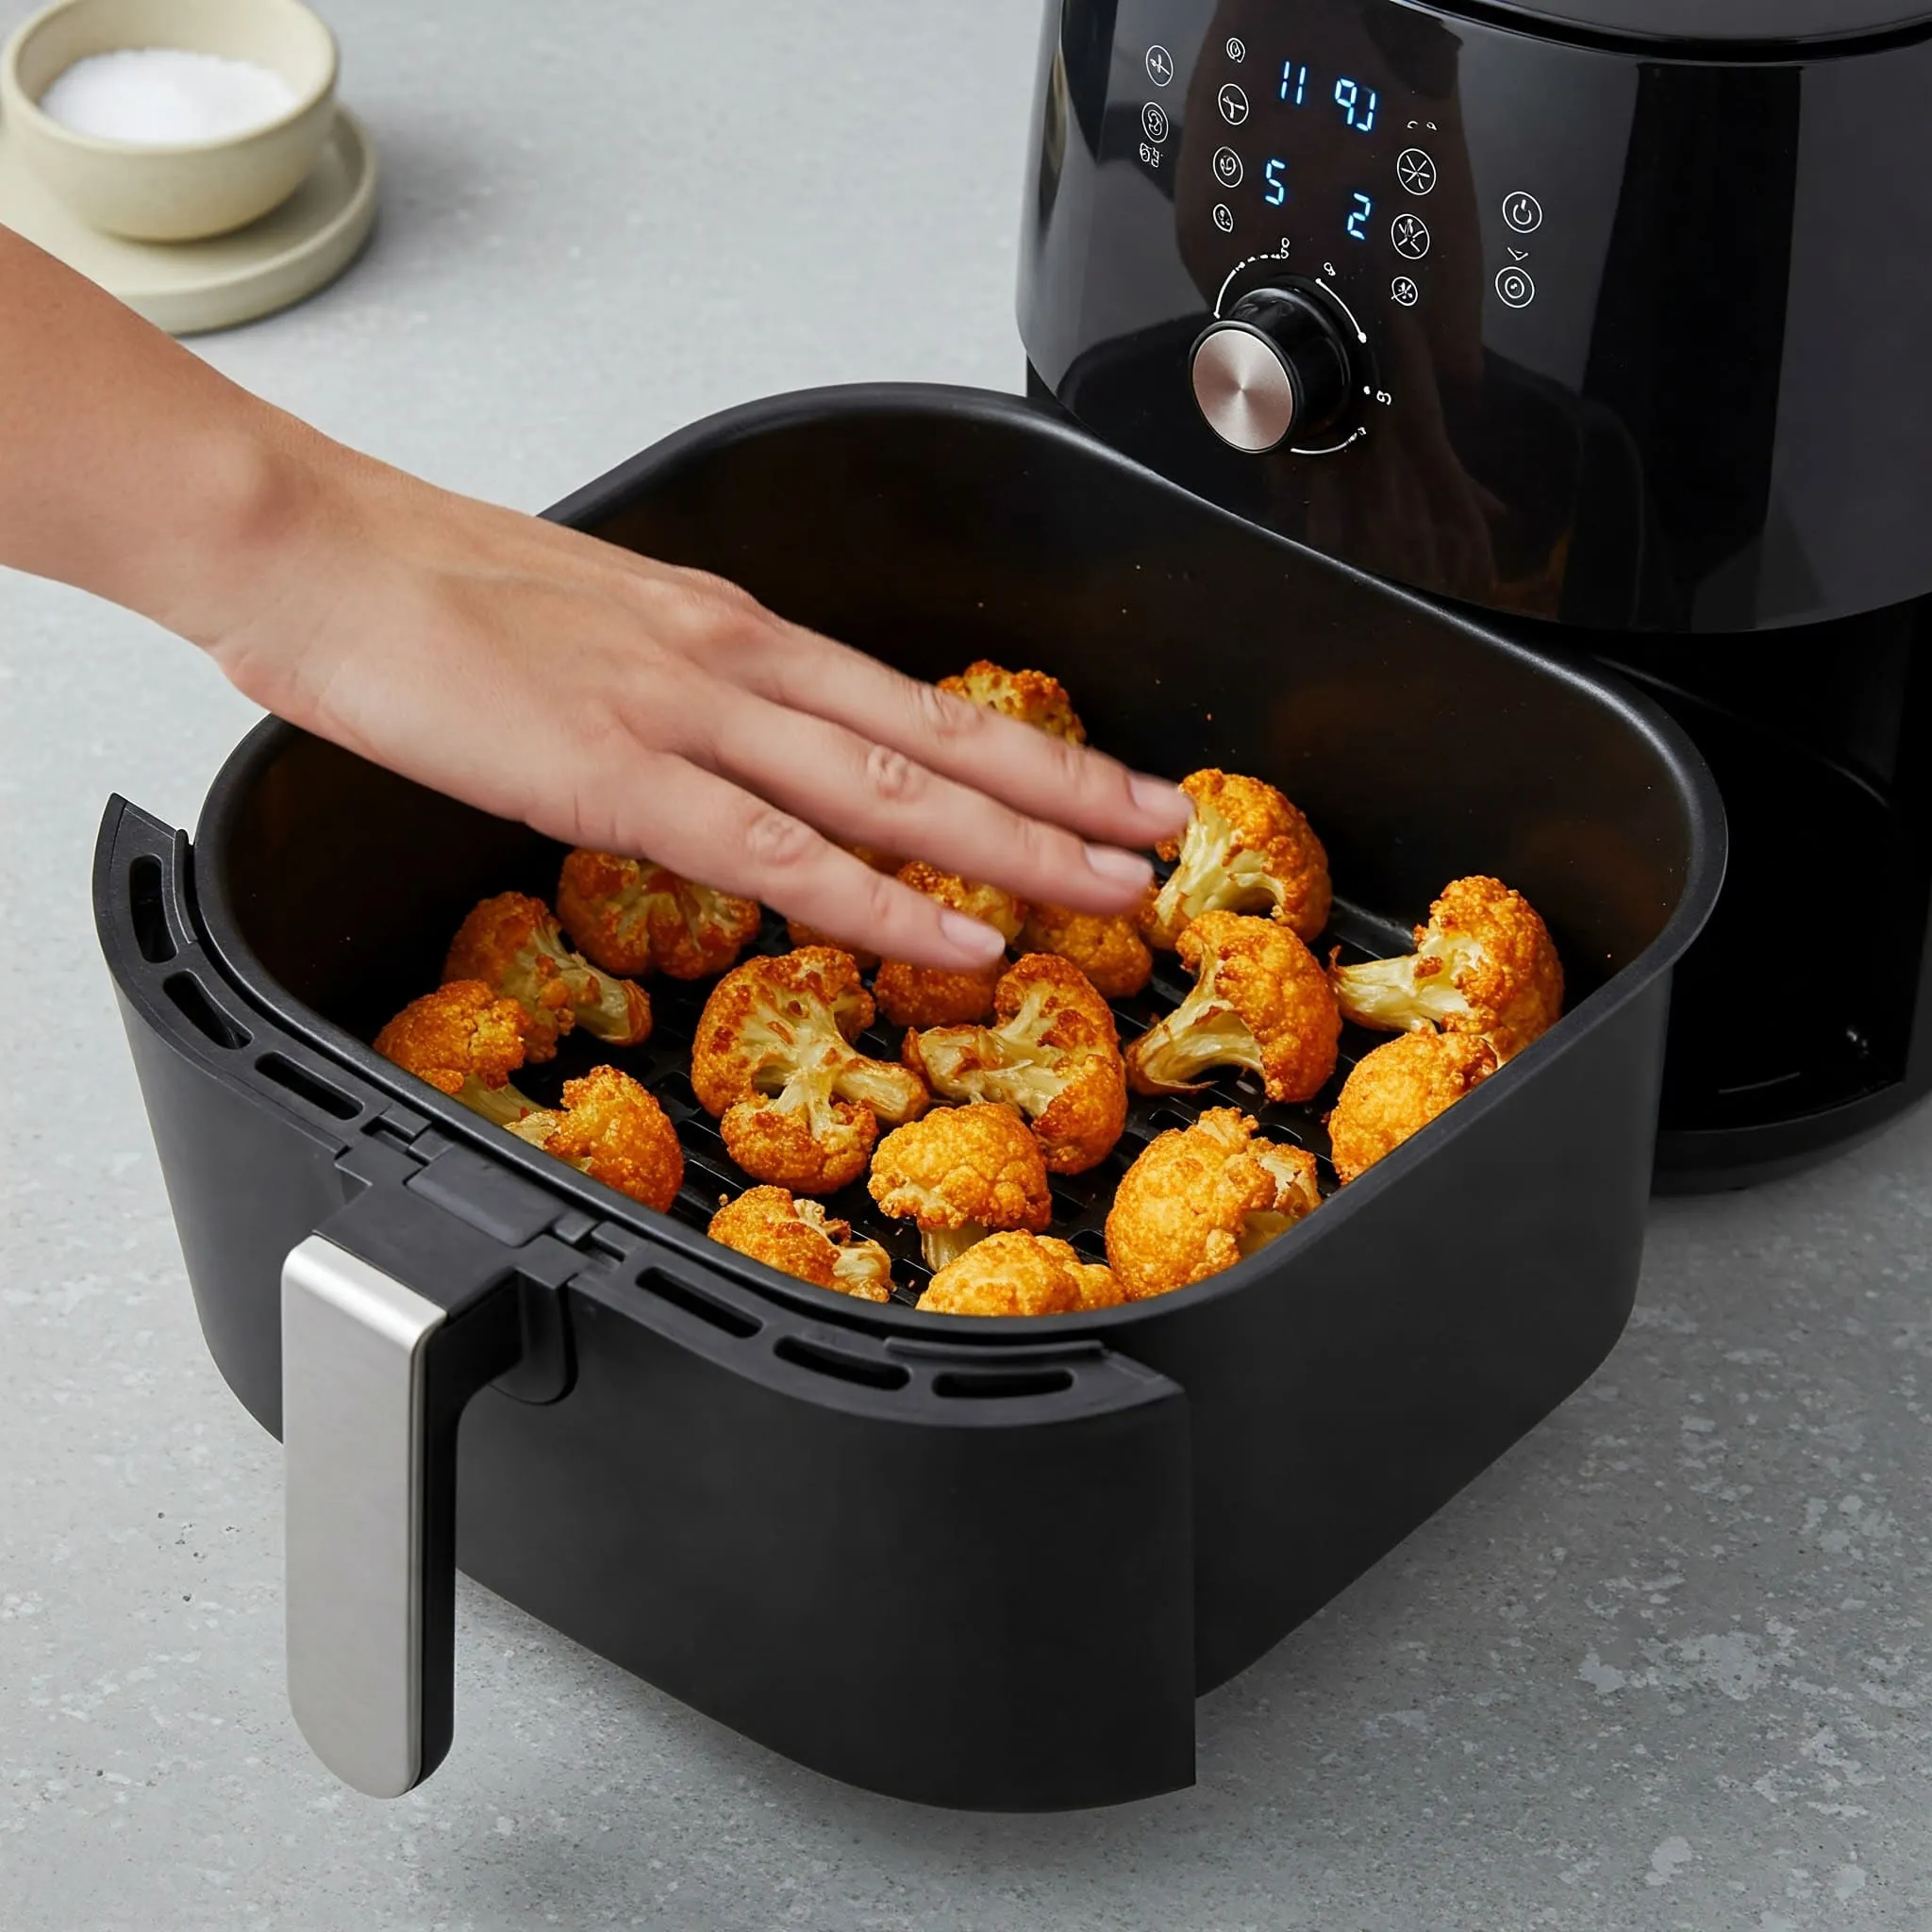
[
  {"left": 1391, "top": 212, "right": 1431, "bottom": 259},
  {"left": 1397, "top": 149, "right": 1436, "bottom": 195}
]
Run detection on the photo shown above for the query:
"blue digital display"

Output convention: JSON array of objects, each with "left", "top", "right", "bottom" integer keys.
[
  {"left": 1264, "top": 158, "right": 1289, "bottom": 207},
  {"left": 1279, "top": 60, "right": 1307, "bottom": 106},
  {"left": 1346, "top": 192, "right": 1373, "bottom": 241},
  {"left": 1333, "top": 75, "right": 1378, "bottom": 132}
]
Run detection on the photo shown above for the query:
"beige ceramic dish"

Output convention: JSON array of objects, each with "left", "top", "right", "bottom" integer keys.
[{"left": 0, "top": 0, "right": 338, "bottom": 241}]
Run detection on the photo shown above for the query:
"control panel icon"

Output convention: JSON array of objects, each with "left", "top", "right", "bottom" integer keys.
[
  {"left": 1224, "top": 36, "right": 1246, "bottom": 61},
  {"left": 1495, "top": 266, "right": 1535, "bottom": 308},
  {"left": 1142, "top": 101, "right": 1170, "bottom": 142},
  {"left": 1218, "top": 82, "right": 1249, "bottom": 125},
  {"left": 1391, "top": 212, "right": 1431, "bottom": 259},
  {"left": 1145, "top": 43, "right": 1174, "bottom": 86},
  {"left": 1503, "top": 191, "right": 1542, "bottom": 233},
  {"left": 1396, "top": 149, "right": 1436, "bottom": 195},
  {"left": 1213, "top": 146, "right": 1244, "bottom": 188},
  {"left": 1212, "top": 204, "right": 1235, "bottom": 234},
  {"left": 1391, "top": 275, "right": 1421, "bottom": 308}
]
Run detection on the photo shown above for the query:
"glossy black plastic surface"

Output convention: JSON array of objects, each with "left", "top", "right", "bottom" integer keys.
[
  {"left": 1452, "top": 0, "right": 1932, "bottom": 45},
  {"left": 97, "top": 386, "right": 1724, "bottom": 1807},
  {"left": 1020, "top": 0, "right": 1932, "bottom": 632}
]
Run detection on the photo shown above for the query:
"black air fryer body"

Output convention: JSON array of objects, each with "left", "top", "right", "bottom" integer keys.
[{"left": 1018, "top": 0, "right": 1932, "bottom": 1187}]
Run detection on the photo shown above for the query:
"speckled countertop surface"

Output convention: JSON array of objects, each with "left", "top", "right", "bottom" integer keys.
[{"left": 3, "top": 4, "right": 1929, "bottom": 1927}]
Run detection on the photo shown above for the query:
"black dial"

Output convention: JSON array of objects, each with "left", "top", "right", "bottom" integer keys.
[{"left": 1189, "top": 285, "right": 1356, "bottom": 454}]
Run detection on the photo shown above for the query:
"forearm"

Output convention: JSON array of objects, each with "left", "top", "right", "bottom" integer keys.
[{"left": 0, "top": 222, "right": 323, "bottom": 643}]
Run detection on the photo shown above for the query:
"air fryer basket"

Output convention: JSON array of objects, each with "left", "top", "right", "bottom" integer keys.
[{"left": 95, "top": 385, "right": 1724, "bottom": 1811}]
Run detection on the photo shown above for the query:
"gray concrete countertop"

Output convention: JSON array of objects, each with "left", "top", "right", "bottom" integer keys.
[{"left": 3, "top": 4, "right": 1928, "bottom": 1927}]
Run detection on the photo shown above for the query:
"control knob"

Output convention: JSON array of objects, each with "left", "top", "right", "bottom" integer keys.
[{"left": 1190, "top": 286, "right": 1355, "bottom": 453}]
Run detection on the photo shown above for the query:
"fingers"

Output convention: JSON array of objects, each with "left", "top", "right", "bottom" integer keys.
[
  {"left": 726, "top": 616, "right": 1192, "bottom": 850},
  {"left": 549, "top": 750, "right": 1008, "bottom": 973},
  {"left": 696, "top": 683, "right": 1160, "bottom": 918}
]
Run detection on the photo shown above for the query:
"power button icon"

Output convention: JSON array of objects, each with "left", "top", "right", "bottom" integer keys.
[{"left": 1502, "top": 191, "right": 1542, "bottom": 233}]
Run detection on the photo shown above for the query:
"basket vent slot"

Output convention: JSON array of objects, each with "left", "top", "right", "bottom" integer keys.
[
  {"left": 128, "top": 856, "right": 175, "bottom": 964},
  {"left": 932, "top": 1367, "right": 1076, "bottom": 1401},
  {"left": 774, "top": 1335, "right": 909, "bottom": 1391},
  {"left": 257, "top": 1053, "right": 360, "bottom": 1121},
  {"left": 164, "top": 973, "right": 250, "bottom": 1050},
  {"left": 640, "top": 1267, "right": 760, "bottom": 1339}
]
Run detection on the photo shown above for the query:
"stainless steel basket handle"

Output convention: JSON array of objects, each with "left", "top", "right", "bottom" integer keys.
[{"left": 281, "top": 1234, "right": 518, "bottom": 1798}]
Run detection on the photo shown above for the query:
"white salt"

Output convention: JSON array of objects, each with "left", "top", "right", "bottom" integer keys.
[{"left": 38, "top": 47, "right": 299, "bottom": 146}]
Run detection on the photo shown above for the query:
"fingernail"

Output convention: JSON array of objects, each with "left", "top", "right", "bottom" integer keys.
[
  {"left": 1129, "top": 773, "right": 1192, "bottom": 831},
  {"left": 1085, "top": 843, "right": 1156, "bottom": 890},
  {"left": 939, "top": 908, "right": 1008, "bottom": 964}
]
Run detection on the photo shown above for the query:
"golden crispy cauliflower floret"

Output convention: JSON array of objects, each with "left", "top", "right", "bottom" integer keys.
[
  {"left": 558, "top": 848, "right": 761, "bottom": 980},
  {"left": 691, "top": 948, "right": 929, "bottom": 1192},
  {"left": 374, "top": 981, "right": 540, "bottom": 1128},
  {"left": 868, "top": 1102, "right": 1053, "bottom": 1271},
  {"left": 874, "top": 863, "right": 1028, "bottom": 1029},
  {"left": 1143, "top": 769, "right": 1331, "bottom": 949},
  {"left": 1330, "top": 876, "right": 1563, "bottom": 1061},
  {"left": 708, "top": 1186, "right": 895, "bottom": 1303},
  {"left": 916, "top": 1232, "right": 1122, "bottom": 1317},
  {"left": 1104, "top": 1108, "right": 1323, "bottom": 1300},
  {"left": 1126, "top": 911, "right": 1341, "bottom": 1105},
  {"left": 442, "top": 891, "right": 651, "bottom": 1063},
  {"left": 1018, "top": 900, "right": 1154, "bottom": 1001},
  {"left": 937, "top": 660, "right": 1087, "bottom": 742},
  {"left": 785, "top": 845, "right": 904, "bottom": 969},
  {"left": 507, "top": 1065, "right": 683, "bottom": 1211},
  {"left": 1326, "top": 1031, "right": 1497, "bottom": 1185},
  {"left": 904, "top": 954, "right": 1126, "bottom": 1174}
]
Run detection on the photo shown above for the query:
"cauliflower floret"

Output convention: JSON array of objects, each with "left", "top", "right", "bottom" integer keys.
[
  {"left": 904, "top": 954, "right": 1126, "bottom": 1174},
  {"left": 1104, "top": 1108, "right": 1322, "bottom": 1300},
  {"left": 373, "top": 981, "right": 541, "bottom": 1128},
  {"left": 874, "top": 862, "right": 1028, "bottom": 1029},
  {"left": 558, "top": 848, "right": 761, "bottom": 980},
  {"left": 785, "top": 845, "right": 904, "bottom": 969},
  {"left": 691, "top": 948, "right": 929, "bottom": 1192},
  {"left": 442, "top": 891, "right": 651, "bottom": 1063},
  {"left": 867, "top": 1102, "right": 1052, "bottom": 1271},
  {"left": 937, "top": 660, "right": 1087, "bottom": 742},
  {"left": 708, "top": 1186, "right": 894, "bottom": 1303},
  {"left": 916, "top": 1232, "right": 1122, "bottom": 1317},
  {"left": 1018, "top": 901, "right": 1153, "bottom": 1001},
  {"left": 1326, "top": 1031, "right": 1497, "bottom": 1184},
  {"left": 1142, "top": 769, "right": 1331, "bottom": 949},
  {"left": 1126, "top": 911, "right": 1340, "bottom": 1104},
  {"left": 506, "top": 1065, "right": 683, "bottom": 1211},
  {"left": 1330, "top": 876, "right": 1563, "bottom": 1061}
]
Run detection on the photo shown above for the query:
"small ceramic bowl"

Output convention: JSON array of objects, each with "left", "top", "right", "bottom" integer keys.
[{"left": 1, "top": 0, "right": 338, "bottom": 242}]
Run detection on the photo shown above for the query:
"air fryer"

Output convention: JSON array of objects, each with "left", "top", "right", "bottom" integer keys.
[{"left": 1018, "top": 0, "right": 1932, "bottom": 1189}]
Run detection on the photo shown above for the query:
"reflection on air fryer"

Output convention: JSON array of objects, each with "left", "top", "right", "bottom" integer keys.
[
  {"left": 374, "top": 660, "right": 1564, "bottom": 1316},
  {"left": 1171, "top": 0, "right": 1564, "bottom": 610}
]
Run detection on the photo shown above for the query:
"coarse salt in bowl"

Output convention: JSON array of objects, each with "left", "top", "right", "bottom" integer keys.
[{"left": 1, "top": 0, "right": 339, "bottom": 242}]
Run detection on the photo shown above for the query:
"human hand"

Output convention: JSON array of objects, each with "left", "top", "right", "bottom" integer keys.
[{"left": 195, "top": 438, "right": 1192, "bottom": 972}]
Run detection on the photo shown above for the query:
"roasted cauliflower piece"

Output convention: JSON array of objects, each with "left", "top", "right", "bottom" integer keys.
[
  {"left": 904, "top": 954, "right": 1127, "bottom": 1174},
  {"left": 785, "top": 845, "right": 905, "bottom": 969},
  {"left": 507, "top": 1065, "right": 683, "bottom": 1211},
  {"left": 874, "top": 862, "right": 1028, "bottom": 1029},
  {"left": 937, "top": 660, "right": 1087, "bottom": 742},
  {"left": 1105, "top": 1108, "right": 1322, "bottom": 1300},
  {"left": 916, "top": 1232, "right": 1122, "bottom": 1317},
  {"left": 691, "top": 947, "right": 929, "bottom": 1192},
  {"left": 374, "top": 981, "right": 541, "bottom": 1128},
  {"left": 1018, "top": 900, "right": 1154, "bottom": 1001},
  {"left": 1330, "top": 875, "right": 1563, "bottom": 1061},
  {"left": 1326, "top": 1031, "right": 1497, "bottom": 1184},
  {"left": 708, "top": 1186, "right": 894, "bottom": 1303},
  {"left": 1126, "top": 911, "right": 1341, "bottom": 1105},
  {"left": 442, "top": 891, "right": 651, "bottom": 1063},
  {"left": 868, "top": 1102, "right": 1052, "bottom": 1271},
  {"left": 1143, "top": 769, "right": 1331, "bottom": 949},
  {"left": 558, "top": 848, "right": 761, "bottom": 980}
]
